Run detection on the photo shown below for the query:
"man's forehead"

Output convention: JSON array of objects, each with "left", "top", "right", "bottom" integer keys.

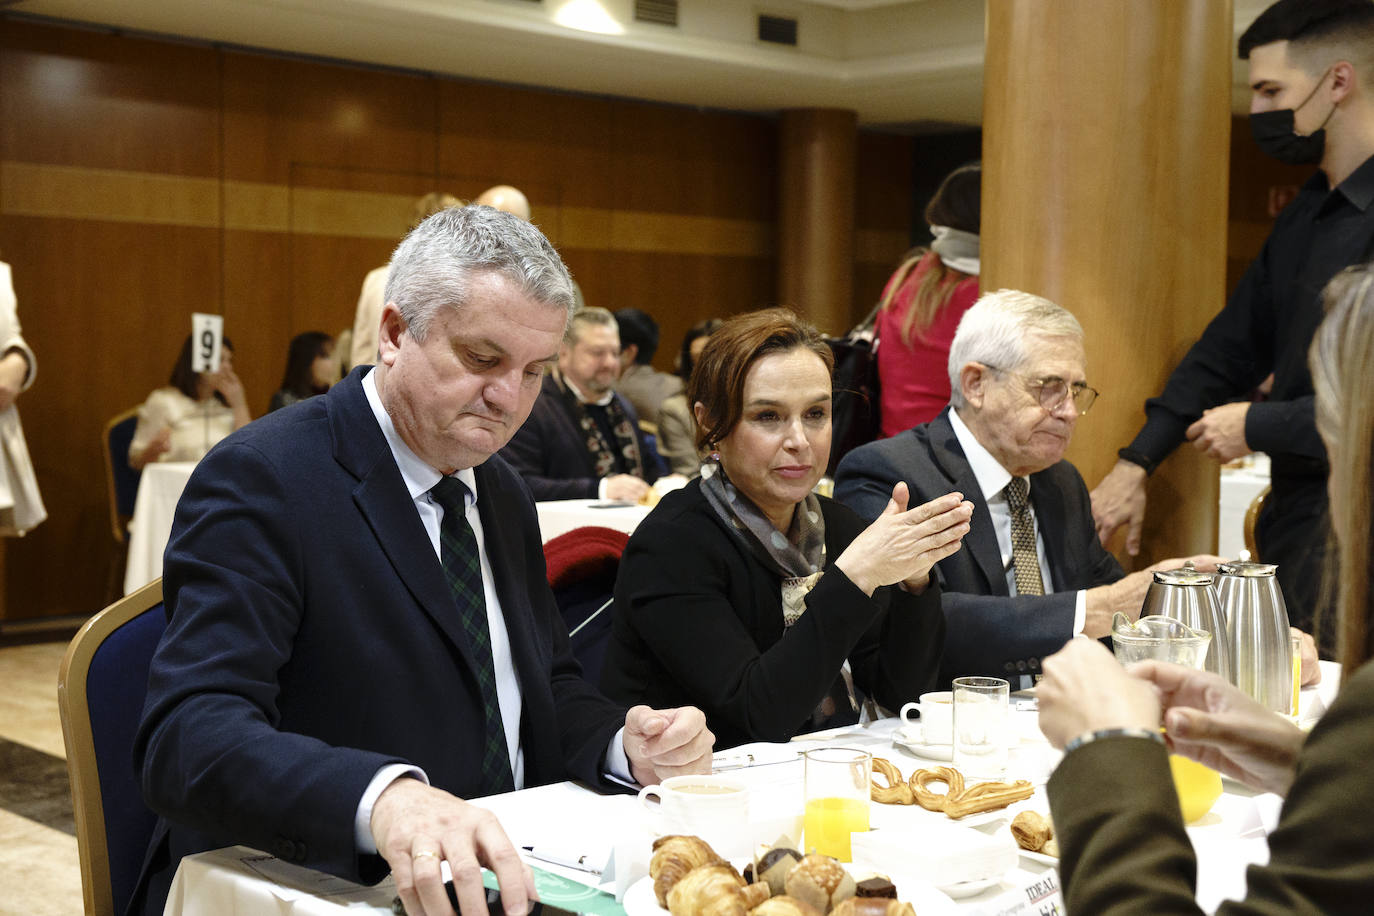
[
  {"left": 1022, "top": 334, "right": 1086, "bottom": 375},
  {"left": 1248, "top": 40, "right": 1300, "bottom": 85}
]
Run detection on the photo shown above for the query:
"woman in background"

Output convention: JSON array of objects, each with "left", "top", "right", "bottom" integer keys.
[
  {"left": 1036, "top": 264, "right": 1374, "bottom": 912},
  {"left": 876, "top": 162, "right": 981, "bottom": 436},
  {"left": 128, "top": 334, "right": 251, "bottom": 469},
  {"left": 656, "top": 318, "right": 723, "bottom": 476},
  {"left": 268, "top": 331, "right": 337, "bottom": 412},
  {"left": 0, "top": 259, "right": 45, "bottom": 535},
  {"left": 603, "top": 308, "right": 971, "bottom": 748}
]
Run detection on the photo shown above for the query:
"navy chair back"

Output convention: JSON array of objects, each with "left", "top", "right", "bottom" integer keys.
[
  {"left": 104, "top": 408, "right": 142, "bottom": 544},
  {"left": 542, "top": 526, "right": 628, "bottom": 685},
  {"left": 59, "top": 580, "right": 166, "bottom": 916}
]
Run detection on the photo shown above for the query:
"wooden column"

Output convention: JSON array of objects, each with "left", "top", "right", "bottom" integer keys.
[
  {"left": 777, "top": 109, "right": 857, "bottom": 334},
  {"left": 982, "top": 0, "right": 1233, "bottom": 563}
]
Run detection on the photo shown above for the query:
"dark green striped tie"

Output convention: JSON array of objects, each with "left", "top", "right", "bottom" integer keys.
[{"left": 430, "top": 476, "right": 514, "bottom": 795}]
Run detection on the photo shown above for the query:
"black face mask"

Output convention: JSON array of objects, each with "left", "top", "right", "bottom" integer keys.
[{"left": 1249, "top": 70, "right": 1335, "bottom": 165}]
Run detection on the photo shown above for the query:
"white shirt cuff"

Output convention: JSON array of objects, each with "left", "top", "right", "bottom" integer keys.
[
  {"left": 605, "top": 726, "right": 634, "bottom": 784},
  {"left": 355, "top": 764, "right": 429, "bottom": 854},
  {"left": 1072, "top": 590, "right": 1087, "bottom": 637},
  {"left": 597, "top": 478, "right": 610, "bottom": 500}
]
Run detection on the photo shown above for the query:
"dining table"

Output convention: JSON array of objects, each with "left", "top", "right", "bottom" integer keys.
[
  {"left": 535, "top": 498, "right": 653, "bottom": 544},
  {"left": 124, "top": 460, "right": 198, "bottom": 595},
  {"left": 162, "top": 662, "right": 1341, "bottom": 916}
]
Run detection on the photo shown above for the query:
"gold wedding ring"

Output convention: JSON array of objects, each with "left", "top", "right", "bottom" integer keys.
[{"left": 412, "top": 850, "right": 440, "bottom": 862}]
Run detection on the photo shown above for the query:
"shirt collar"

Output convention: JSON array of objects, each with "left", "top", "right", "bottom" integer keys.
[
  {"left": 1337, "top": 151, "right": 1374, "bottom": 212},
  {"left": 363, "top": 368, "right": 478, "bottom": 508},
  {"left": 558, "top": 368, "right": 615, "bottom": 407},
  {"left": 949, "top": 407, "right": 1016, "bottom": 502}
]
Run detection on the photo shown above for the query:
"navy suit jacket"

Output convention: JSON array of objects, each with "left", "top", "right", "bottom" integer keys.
[
  {"left": 499, "top": 372, "right": 660, "bottom": 501},
  {"left": 130, "top": 368, "right": 626, "bottom": 915},
  {"left": 834, "top": 408, "right": 1123, "bottom": 685}
]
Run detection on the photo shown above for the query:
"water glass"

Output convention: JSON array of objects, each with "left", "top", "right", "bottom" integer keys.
[
  {"left": 952, "top": 676, "right": 1010, "bottom": 778},
  {"left": 802, "top": 747, "right": 871, "bottom": 862}
]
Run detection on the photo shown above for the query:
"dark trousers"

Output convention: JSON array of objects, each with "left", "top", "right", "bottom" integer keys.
[{"left": 1255, "top": 475, "right": 1333, "bottom": 652}]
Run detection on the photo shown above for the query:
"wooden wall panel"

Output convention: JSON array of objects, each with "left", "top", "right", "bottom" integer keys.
[{"left": 853, "top": 132, "right": 917, "bottom": 326}]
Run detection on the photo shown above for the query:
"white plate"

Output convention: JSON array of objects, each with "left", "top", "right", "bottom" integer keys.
[
  {"left": 937, "top": 877, "right": 1001, "bottom": 899},
  {"left": 1017, "top": 849, "right": 1060, "bottom": 868},
  {"left": 891, "top": 734, "right": 953, "bottom": 761},
  {"left": 622, "top": 869, "right": 959, "bottom": 916}
]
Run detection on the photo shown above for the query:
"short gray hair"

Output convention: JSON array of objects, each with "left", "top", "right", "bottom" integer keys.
[
  {"left": 385, "top": 205, "right": 576, "bottom": 342},
  {"left": 947, "top": 289, "right": 1084, "bottom": 409},
  {"left": 566, "top": 306, "right": 618, "bottom": 346}
]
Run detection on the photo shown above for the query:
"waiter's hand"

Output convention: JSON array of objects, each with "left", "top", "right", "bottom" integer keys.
[
  {"left": 372, "top": 778, "right": 535, "bottom": 916},
  {"left": 1186, "top": 403, "right": 1250, "bottom": 463},
  {"left": 624, "top": 705, "right": 714, "bottom": 786},
  {"left": 1090, "top": 459, "right": 1148, "bottom": 555},
  {"left": 0, "top": 349, "right": 28, "bottom": 410}
]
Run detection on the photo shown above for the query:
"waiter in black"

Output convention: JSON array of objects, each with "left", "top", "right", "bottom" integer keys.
[{"left": 1091, "top": 0, "right": 1374, "bottom": 636}]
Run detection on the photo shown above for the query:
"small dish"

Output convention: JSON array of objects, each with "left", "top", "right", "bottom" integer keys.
[
  {"left": 892, "top": 734, "right": 953, "bottom": 761},
  {"left": 936, "top": 876, "right": 1001, "bottom": 899},
  {"left": 1017, "top": 849, "right": 1060, "bottom": 868}
]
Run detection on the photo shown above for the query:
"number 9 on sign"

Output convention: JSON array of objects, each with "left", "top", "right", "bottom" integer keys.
[{"left": 191, "top": 313, "right": 224, "bottom": 373}]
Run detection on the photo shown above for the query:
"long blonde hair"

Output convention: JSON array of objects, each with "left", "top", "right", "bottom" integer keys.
[{"left": 1309, "top": 263, "right": 1374, "bottom": 676}]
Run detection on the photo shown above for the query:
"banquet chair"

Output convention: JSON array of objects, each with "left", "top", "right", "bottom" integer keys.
[
  {"left": 1243, "top": 484, "right": 1271, "bottom": 560},
  {"left": 102, "top": 407, "right": 142, "bottom": 601},
  {"left": 543, "top": 526, "right": 629, "bottom": 685},
  {"left": 58, "top": 580, "right": 166, "bottom": 916}
]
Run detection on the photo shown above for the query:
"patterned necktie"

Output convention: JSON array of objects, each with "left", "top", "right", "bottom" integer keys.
[
  {"left": 429, "top": 476, "right": 514, "bottom": 795},
  {"left": 1004, "top": 476, "right": 1045, "bottom": 597}
]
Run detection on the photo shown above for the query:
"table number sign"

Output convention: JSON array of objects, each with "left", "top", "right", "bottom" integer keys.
[
  {"left": 190, "top": 312, "right": 224, "bottom": 373},
  {"left": 974, "top": 869, "right": 1063, "bottom": 916}
]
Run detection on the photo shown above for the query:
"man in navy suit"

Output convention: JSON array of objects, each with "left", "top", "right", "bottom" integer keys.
[
  {"left": 133, "top": 206, "right": 713, "bottom": 916},
  {"left": 836, "top": 290, "right": 1215, "bottom": 688}
]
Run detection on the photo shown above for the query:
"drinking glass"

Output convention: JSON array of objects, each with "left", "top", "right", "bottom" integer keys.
[
  {"left": 802, "top": 747, "right": 871, "bottom": 862},
  {"left": 952, "top": 676, "right": 1010, "bottom": 778},
  {"left": 1290, "top": 632, "right": 1303, "bottom": 720}
]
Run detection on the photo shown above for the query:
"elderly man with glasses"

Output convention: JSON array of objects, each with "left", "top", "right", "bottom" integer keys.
[{"left": 835, "top": 290, "right": 1218, "bottom": 688}]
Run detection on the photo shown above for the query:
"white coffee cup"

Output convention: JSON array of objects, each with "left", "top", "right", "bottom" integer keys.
[
  {"left": 638, "top": 775, "right": 749, "bottom": 853},
  {"left": 899, "top": 690, "right": 954, "bottom": 745}
]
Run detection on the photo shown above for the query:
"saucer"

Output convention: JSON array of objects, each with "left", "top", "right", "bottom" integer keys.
[
  {"left": 936, "top": 876, "right": 1001, "bottom": 899},
  {"left": 892, "top": 733, "right": 953, "bottom": 761}
]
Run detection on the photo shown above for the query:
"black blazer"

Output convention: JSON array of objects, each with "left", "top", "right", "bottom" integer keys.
[
  {"left": 834, "top": 408, "right": 1123, "bottom": 685},
  {"left": 131, "top": 368, "right": 626, "bottom": 915},
  {"left": 601, "top": 479, "right": 944, "bottom": 749},
  {"left": 499, "top": 372, "right": 660, "bottom": 500}
]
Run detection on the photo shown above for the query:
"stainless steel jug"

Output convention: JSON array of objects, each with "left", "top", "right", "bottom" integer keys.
[
  {"left": 1216, "top": 560, "right": 1292, "bottom": 714},
  {"left": 1140, "top": 563, "right": 1233, "bottom": 683}
]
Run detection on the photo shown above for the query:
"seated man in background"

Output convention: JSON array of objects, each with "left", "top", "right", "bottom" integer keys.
[
  {"left": 132, "top": 207, "right": 712, "bottom": 916},
  {"left": 613, "top": 307, "right": 682, "bottom": 424},
  {"left": 500, "top": 307, "right": 663, "bottom": 501},
  {"left": 836, "top": 289, "right": 1220, "bottom": 688}
]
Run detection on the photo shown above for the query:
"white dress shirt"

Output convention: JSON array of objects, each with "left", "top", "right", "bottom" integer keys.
[
  {"left": 353, "top": 369, "right": 630, "bottom": 852},
  {"left": 948, "top": 409, "right": 1087, "bottom": 635}
]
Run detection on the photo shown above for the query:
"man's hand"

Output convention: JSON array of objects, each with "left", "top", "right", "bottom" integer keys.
[
  {"left": 1082, "top": 554, "right": 1225, "bottom": 637},
  {"left": 1292, "top": 627, "right": 1321, "bottom": 687},
  {"left": 624, "top": 705, "right": 714, "bottom": 787},
  {"left": 1186, "top": 402, "right": 1250, "bottom": 463},
  {"left": 371, "top": 779, "right": 534, "bottom": 916},
  {"left": 604, "top": 475, "right": 650, "bottom": 502},
  {"left": 0, "top": 350, "right": 28, "bottom": 411},
  {"left": 1131, "top": 660, "right": 1305, "bottom": 796},
  {"left": 1037, "top": 638, "right": 1162, "bottom": 748},
  {"left": 1090, "top": 459, "right": 1148, "bottom": 555}
]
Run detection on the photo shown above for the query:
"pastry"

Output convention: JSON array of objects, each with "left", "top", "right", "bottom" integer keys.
[
  {"left": 651, "top": 835, "right": 729, "bottom": 907},
  {"left": 667, "top": 864, "right": 769, "bottom": 916},
  {"left": 751, "top": 896, "right": 822, "bottom": 916},
  {"left": 1010, "top": 811, "right": 1054, "bottom": 852},
  {"left": 909, "top": 766, "right": 965, "bottom": 812},
  {"left": 853, "top": 877, "right": 897, "bottom": 899},
  {"left": 941, "top": 779, "right": 1034, "bottom": 819},
  {"left": 753, "top": 847, "right": 803, "bottom": 897},
  {"left": 830, "top": 898, "right": 916, "bottom": 916},
  {"left": 869, "top": 758, "right": 914, "bottom": 806},
  {"left": 784, "top": 854, "right": 856, "bottom": 915}
]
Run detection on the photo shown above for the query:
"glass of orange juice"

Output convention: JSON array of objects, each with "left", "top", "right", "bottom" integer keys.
[
  {"left": 803, "top": 747, "right": 871, "bottom": 861},
  {"left": 1169, "top": 754, "right": 1223, "bottom": 824},
  {"left": 1290, "top": 633, "right": 1303, "bottom": 721}
]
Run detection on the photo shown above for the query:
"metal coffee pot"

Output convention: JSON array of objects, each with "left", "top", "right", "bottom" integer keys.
[
  {"left": 1139, "top": 562, "right": 1233, "bottom": 683},
  {"left": 1216, "top": 559, "right": 1292, "bottom": 714}
]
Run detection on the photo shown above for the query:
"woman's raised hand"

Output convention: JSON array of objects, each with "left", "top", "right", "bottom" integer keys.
[{"left": 834, "top": 481, "right": 972, "bottom": 596}]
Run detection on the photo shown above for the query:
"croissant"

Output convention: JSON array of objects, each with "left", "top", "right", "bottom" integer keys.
[
  {"left": 1010, "top": 811, "right": 1054, "bottom": 852},
  {"left": 751, "top": 895, "right": 821, "bottom": 916},
  {"left": 651, "top": 835, "right": 728, "bottom": 907},
  {"left": 829, "top": 898, "right": 915, "bottom": 916},
  {"left": 784, "top": 854, "right": 856, "bottom": 915},
  {"left": 667, "top": 864, "right": 770, "bottom": 916}
]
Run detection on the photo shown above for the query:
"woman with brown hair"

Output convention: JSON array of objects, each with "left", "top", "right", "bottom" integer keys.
[
  {"left": 601, "top": 308, "right": 972, "bottom": 748},
  {"left": 875, "top": 162, "right": 981, "bottom": 436},
  {"left": 1034, "top": 263, "right": 1374, "bottom": 912},
  {"left": 128, "top": 334, "right": 252, "bottom": 469}
]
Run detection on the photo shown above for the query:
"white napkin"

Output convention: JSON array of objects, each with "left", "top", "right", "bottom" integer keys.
[{"left": 851, "top": 820, "right": 1018, "bottom": 887}]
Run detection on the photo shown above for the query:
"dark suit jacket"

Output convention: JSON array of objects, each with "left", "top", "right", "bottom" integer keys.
[
  {"left": 834, "top": 408, "right": 1122, "bottom": 685},
  {"left": 499, "top": 373, "right": 660, "bottom": 501},
  {"left": 1047, "top": 659, "right": 1374, "bottom": 914},
  {"left": 601, "top": 480, "right": 943, "bottom": 749},
  {"left": 130, "top": 368, "right": 626, "bottom": 915}
]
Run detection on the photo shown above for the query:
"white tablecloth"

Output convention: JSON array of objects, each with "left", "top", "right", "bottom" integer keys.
[
  {"left": 536, "top": 499, "right": 652, "bottom": 544},
  {"left": 124, "top": 461, "right": 197, "bottom": 595},
  {"left": 164, "top": 667, "right": 1342, "bottom": 916}
]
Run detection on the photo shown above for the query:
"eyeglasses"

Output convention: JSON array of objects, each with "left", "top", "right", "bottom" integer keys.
[{"left": 982, "top": 364, "right": 1099, "bottom": 415}]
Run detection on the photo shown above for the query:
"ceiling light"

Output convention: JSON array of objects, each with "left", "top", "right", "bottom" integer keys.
[{"left": 552, "top": 0, "right": 625, "bottom": 35}]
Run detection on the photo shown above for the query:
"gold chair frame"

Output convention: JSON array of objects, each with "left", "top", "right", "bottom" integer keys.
[
  {"left": 102, "top": 406, "right": 140, "bottom": 545},
  {"left": 57, "top": 579, "right": 164, "bottom": 916}
]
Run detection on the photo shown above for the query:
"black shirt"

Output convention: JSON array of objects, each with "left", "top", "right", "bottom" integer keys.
[{"left": 1127, "top": 152, "right": 1374, "bottom": 483}]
